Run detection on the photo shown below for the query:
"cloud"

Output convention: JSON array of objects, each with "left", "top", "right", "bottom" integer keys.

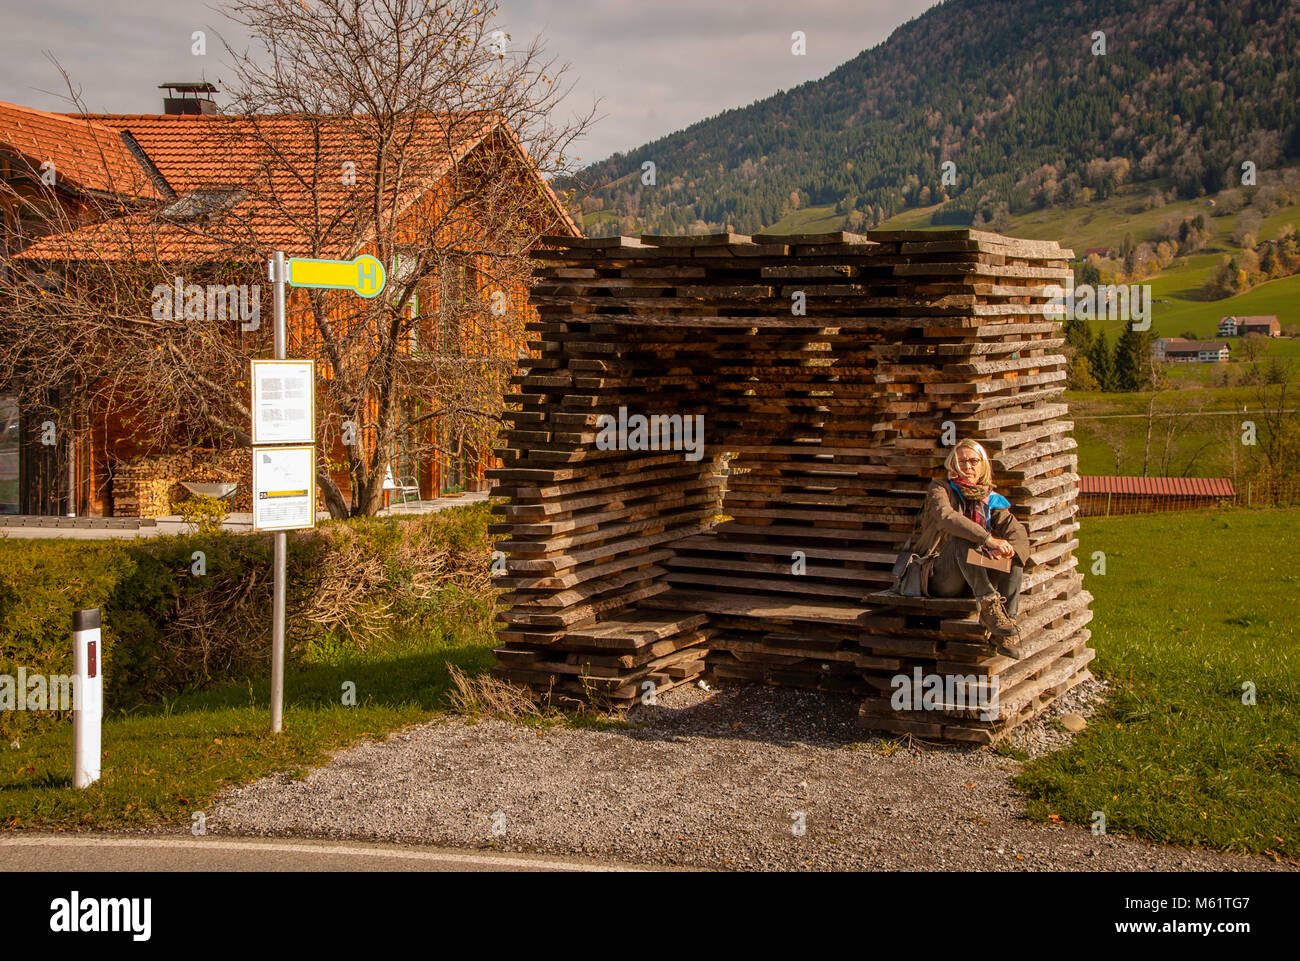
[
  {"left": 0, "top": 0, "right": 941, "bottom": 161},
  {"left": 0, "top": 0, "right": 237, "bottom": 113},
  {"left": 503, "top": 0, "right": 941, "bottom": 159}
]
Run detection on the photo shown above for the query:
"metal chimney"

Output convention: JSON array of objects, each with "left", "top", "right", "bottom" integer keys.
[{"left": 159, "top": 82, "right": 219, "bottom": 115}]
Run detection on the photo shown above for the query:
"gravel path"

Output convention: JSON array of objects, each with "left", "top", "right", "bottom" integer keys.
[{"left": 204, "top": 680, "right": 1292, "bottom": 871}]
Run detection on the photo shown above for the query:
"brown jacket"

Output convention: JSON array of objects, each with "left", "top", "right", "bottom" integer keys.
[{"left": 902, "top": 479, "right": 1031, "bottom": 566}]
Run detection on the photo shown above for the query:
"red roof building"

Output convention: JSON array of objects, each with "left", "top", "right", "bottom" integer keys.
[
  {"left": 1078, "top": 476, "right": 1236, "bottom": 515},
  {"left": 1238, "top": 315, "right": 1281, "bottom": 337},
  {"left": 1, "top": 93, "right": 578, "bottom": 517},
  {"left": 0, "top": 102, "right": 166, "bottom": 201},
  {"left": 1153, "top": 337, "right": 1231, "bottom": 362}
]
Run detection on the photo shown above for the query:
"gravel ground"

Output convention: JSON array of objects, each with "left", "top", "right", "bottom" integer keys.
[{"left": 203, "top": 680, "right": 1293, "bottom": 871}]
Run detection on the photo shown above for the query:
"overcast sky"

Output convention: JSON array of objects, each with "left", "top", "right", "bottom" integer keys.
[{"left": 2, "top": 0, "right": 941, "bottom": 164}]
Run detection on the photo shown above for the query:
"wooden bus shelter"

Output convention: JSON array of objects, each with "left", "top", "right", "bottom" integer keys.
[{"left": 488, "top": 229, "right": 1094, "bottom": 743}]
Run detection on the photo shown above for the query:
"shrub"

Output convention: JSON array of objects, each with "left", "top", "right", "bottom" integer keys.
[
  {"left": 177, "top": 494, "right": 230, "bottom": 535},
  {"left": 0, "top": 502, "right": 495, "bottom": 740}
]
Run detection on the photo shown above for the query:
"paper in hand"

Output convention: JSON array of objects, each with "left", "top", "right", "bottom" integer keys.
[{"left": 966, "top": 546, "right": 1012, "bottom": 573}]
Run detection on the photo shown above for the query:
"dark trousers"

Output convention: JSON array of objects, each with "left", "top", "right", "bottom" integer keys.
[{"left": 929, "top": 537, "right": 1024, "bottom": 617}]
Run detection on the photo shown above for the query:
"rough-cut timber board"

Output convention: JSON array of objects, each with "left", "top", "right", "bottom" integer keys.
[{"left": 491, "top": 229, "right": 1093, "bottom": 740}]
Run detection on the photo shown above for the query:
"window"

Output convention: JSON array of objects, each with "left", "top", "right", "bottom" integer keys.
[
  {"left": 437, "top": 254, "right": 477, "bottom": 355},
  {"left": 388, "top": 250, "right": 423, "bottom": 352},
  {"left": 160, "top": 188, "right": 248, "bottom": 221},
  {"left": 0, "top": 395, "right": 18, "bottom": 514}
]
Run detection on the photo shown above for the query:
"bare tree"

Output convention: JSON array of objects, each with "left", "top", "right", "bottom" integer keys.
[
  {"left": 1156, "top": 395, "right": 1208, "bottom": 475},
  {"left": 1, "top": 0, "right": 595, "bottom": 518},
  {"left": 1140, "top": 350, "right": 1171, "bottom": 477},
  {"left": 1250, "top": 357, "right": 1298, "bottom": 496},
  {"left": 1089, "top": 417, "right": 1127, "bottom": 475},
  {"left": 1239, "top": 332, "right": 1266, "bottom": 365},
  {"left": 1212, "top": 412, "right": 1242, "bottom": 487}
]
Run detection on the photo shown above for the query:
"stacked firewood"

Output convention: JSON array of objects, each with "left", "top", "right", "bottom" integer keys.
[
  {"left": 113, "top": 448, "right": 257, "bottom": 516},
  {"left": 179, "top": 449, "right": 253, "bottom": 513},
  {"left": 112, "top": 451, "right": 194, "bottom": 517},
  {"left": 490, "top": 229, "right": 1094, "bottom": 740}
]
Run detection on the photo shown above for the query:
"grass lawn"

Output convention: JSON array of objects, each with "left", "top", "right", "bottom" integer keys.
[
  {"left": 762, "top": 203, "right": 847, "bottom": 235},
  {"left": 1065, "top": 383, "right": 1293, "bottom": 478},
  {"left": 1016, "top": 508, "right": 1300, "bottom": 860},
  {"left": 0, "top": 598, "right": 504, "bottom": 830},
  {"left": 5, "top": 509, "right": 1298, "bottom": 863}
]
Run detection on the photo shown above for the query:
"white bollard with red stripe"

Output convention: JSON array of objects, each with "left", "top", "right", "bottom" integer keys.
[{"left": 72, "top": 608, "right": 102, "bottom": 788}]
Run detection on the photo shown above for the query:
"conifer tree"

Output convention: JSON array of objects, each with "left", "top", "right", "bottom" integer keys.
[{"left": 1089, "top": 330, "right": 1114, "bottom": 391}]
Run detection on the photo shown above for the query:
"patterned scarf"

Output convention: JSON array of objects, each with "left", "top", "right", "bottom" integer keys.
[{"left": 949, "top": 477, "right": 994, "bottom": 530}]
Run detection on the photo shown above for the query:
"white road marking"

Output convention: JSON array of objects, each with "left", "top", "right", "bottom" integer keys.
[{"left": 0, "top": 835, "right": 644, "bottom": 872}]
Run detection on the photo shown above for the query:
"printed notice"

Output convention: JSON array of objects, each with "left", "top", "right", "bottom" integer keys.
[
  {"left": 252, "top": 445, "right": 316, "bottom": 531},
  {"left": 251, "top": 359, "right": 315, "bottom": 444}
]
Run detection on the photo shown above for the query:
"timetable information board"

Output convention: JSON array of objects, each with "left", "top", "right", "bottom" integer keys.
[
  {"left": 251, "top": 359, "right": 315, "bottom": 445},
  {"left": 252, "top": 445, "right": 316, "bottom": 531}
]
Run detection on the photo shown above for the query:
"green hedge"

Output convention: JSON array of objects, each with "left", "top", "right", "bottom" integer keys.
[{"left": 0, "top": 502, "right": 493, "bottom": 740}]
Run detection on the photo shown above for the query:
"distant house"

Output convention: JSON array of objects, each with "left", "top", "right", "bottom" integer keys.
[
  {"left": 1081, "top": 247, "right": 1113, "bottom": 259},
  {"left": 1153, "top": 338, "right": 1230, "bottom": 363},
  {"left": 1227, "top": 315, "right": 1281, "bottom": 337},
  {"left": 1078, "top": 476, "right": 1235, "bottom": 516},
  {"left": 1218, "top": 315, "right": 1279, "bottom": 337}
]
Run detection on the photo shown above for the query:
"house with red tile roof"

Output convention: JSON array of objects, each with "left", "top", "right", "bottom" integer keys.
[
  {"left": 0, "top": 102, "right": 167, "bottom": 207},
  {"left": 1218, "top": 314, "right": 1281, "bottom": 338},
  {"left": 1152, "top": 337, "right": 1230, "bottom": 363},
  {"left": 1, "top": 90, "right": 578, "bottom": 517}
]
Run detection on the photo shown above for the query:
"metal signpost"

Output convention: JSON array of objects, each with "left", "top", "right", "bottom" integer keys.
[{"left": 258, "top": 250, "right": 385, "bottom": 732}]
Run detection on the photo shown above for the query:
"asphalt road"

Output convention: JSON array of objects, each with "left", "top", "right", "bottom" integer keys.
[{"left": 0, "top": 833, "right": 678, "bottom": 872}]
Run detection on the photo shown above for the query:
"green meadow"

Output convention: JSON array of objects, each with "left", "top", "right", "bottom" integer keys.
[{"left": 1017, "top": 509, "right": 1300, "bottom": 861}]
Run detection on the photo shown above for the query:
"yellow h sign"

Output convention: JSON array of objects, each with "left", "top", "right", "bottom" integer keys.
[{"left": 287, "top": 255, "right": 386, "bottom": 297}]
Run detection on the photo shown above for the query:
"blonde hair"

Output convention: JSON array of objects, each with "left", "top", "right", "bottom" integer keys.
[{"left": 944, "top": 438, "right": 992, "bottom": 486}]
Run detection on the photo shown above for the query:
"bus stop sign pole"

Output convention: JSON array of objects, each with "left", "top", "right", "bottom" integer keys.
[
  {"left": 261, "top": 251, "right": 384, "bottom": 733},
  {"left": 269, "top": 250, "right": 287, "bottom": 734}
]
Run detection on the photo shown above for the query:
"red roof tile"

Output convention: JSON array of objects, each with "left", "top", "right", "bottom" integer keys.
[
  {"left": 1079, "top": 476, "right": 1236, "bottom": 497},
  {"left": 1159, "top": 339, "right": 1230, "bottom": 352},
  {"left": 0, "top": 101, "right": 165, "bottom": 199},
  {"left": 15, "top": 109, "right": 577, "bottom": 261}
]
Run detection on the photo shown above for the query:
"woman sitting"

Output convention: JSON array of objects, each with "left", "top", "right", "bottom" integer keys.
[{"left": 893, "top": 439, "right": 1030, "bottom": 657}]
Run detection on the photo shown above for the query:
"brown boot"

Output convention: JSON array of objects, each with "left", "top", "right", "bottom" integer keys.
[
  {"left": 978, "top": 592, "right": 1021, "bottom": 648},
  {"left": 982, "top": 592, "right": 1024, "bottom": 660}
]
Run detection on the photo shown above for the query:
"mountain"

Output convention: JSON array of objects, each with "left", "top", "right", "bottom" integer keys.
[{"left": 561, "top": 0, "right": 1300, "bottom": 237}]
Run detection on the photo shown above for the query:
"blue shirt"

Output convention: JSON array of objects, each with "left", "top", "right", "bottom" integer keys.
[{"left": 948, "top": 480, "right": 1010, "bottom": 531}]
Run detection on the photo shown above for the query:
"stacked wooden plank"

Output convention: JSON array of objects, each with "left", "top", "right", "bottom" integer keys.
[{"left": 490, "top": 229, "right": 1094, "bottom": 740}]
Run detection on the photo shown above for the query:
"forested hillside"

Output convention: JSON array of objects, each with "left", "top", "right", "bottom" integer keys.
[{"left": 563, "top": 0, "right": 1300, "bottom": 236}]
